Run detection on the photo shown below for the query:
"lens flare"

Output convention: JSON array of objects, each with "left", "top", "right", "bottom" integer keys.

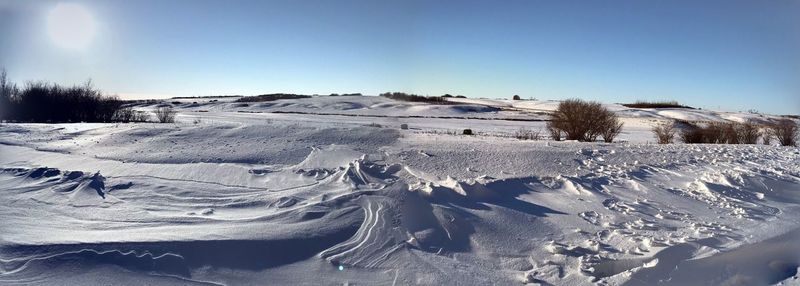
[{"left": 47, "top": 3, "right": 97, "bottom": 50}]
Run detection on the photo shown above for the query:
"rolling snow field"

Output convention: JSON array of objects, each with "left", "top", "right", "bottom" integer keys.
[{"left": 1, "top": 96, "right": 799, "bottom": 285}]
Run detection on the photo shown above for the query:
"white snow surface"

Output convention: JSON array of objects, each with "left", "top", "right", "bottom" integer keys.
[{"left": 1, "top": 96, "right": 799, "bottom": 285}]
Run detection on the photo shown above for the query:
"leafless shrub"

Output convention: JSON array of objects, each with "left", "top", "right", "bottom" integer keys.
[
  {"left": 420, "top": 129, "right": 459, "bottom": 136},
  {"left": 132, "top": 111, "right": 149, "bottom": 122},
  {"left": 680, "top": 123, "right": 705, "bottom": 144},
  {"left": 112, "top": 107, "right": 149, "bottom": 123},
  {"left": 514, "top": 127, "right": 541, "bottom": 140},
  {"left": 154, "top": 106, "right": 176, "bottom": 123},
  {"left": 769, "top": 119, "right": 798, "bottom": 147},
  {"left": 548, "top": 99, "right": 623, "bottom": 142},
  {"left": 113, "top": 107, "right": 135, "bottom": 122},
  {"left": 599, "top": 111, "right": 624, "bottom": 143},
  {"left": 679, "top": 121, "right": 764, "bottom": 145},
  {"left": 652, "top": 121, "right": 677, "bottom": 144},
  {"left": 721, "top": 123, "right": 742, "bottom": 144},
  {"left": 546, "top": 121, "right": 562, "bottom": 141},
  {"left": 703, "top": 122, "right": 726, "bottom": 144},
  {"left": 762, "top": 131, "right": 772, "bottom": 145},
  {"left": 737, "top": 121, "right": 761, "bottom": 144}
]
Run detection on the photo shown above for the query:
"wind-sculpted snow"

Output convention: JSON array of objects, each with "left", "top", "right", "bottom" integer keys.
[{"left": 1, "top": 109, "right": 799, "bottom": 285}]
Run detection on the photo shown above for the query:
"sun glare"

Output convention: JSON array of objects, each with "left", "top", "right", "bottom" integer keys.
[{"left": 47, "top": 3, "right": 97, "bottom": 50}]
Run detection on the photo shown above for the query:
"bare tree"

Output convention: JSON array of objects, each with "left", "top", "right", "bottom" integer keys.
[
  {"left": 769, "top": 119, "right": 798, "bottom": 147},
  {"left": 652, "top": 121, "right": 677, "bottom": 144},
  {"left": 154, "top": 106, "right": 176, "bottom": 123}
]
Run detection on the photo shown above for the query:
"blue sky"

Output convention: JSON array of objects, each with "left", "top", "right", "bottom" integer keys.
[{"left": 1, "top": 0, "right": 798, "bottom": 114}]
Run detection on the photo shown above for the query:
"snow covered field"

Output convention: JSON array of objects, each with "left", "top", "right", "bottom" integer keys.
[{"left": 1, "top": 96, "right": 798, "bottom": 285}]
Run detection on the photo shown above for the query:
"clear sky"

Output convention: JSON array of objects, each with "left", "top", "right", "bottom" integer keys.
[{"left": 1, "top": 0, "right": 798, "bottom": 114}]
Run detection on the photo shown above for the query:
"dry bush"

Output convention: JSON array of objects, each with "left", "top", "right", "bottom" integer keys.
[
  {"left": 769, "top": 119, "right": 798, "bottom": 147},
  {"left": 546, "top": 122, "right": 562, "bottom": 141},
  {"left": 599, "top": 110, "right": 624, "bottom": 143},
  {"left": 680, "top": 123, "right": 705, "bottom": 144},
  {"left": 112, "top": 107, "right": 150, "bottom": 123},
  {"left": 737, "top": 121, "right": 761, "bottom": 144},
  {"left": 762, "top": 131, "right": 772, "bottom": 145},
  {"left": 722, "top": 123, "right": 741, "bottom": 144},
  {"left": 154, "top": 106, "right": 176, "bottom": 123},
  {"left": 652, "top": 121, "right": 677, "bottom": 144},
  {"left": 514, "top": 127, "right": 541, "bottom": 140},
  {"left": 679, "top": 121, "right": 763, "bottom": 145},
  {"left": 703, "top": 122, "right": 726, "bottom": 144},
  {"left": 548, "top": 99, "right": 623, "bottom": 142}
]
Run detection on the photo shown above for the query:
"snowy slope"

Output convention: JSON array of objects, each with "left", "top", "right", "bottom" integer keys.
[{"left": 1, "top": 97, "right": 799, "bottom": 285}]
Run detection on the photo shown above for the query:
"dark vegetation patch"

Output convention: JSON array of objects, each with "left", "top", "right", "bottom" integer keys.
[
  {"left": 236, "top": 93, "right": 312, "bottom": 102},
  {"left": 441, "top": 94, "right": 467, "bottom": 98},
  {"left": 0, "top": 70, "right": 137, "bottom": 123},
  {"left": 622, "top": 100, "right": 694, "bottom": 109},
  {"left": 380, "top": 92, "right": 458, "bottom": 105},
  {"left": 171, "top": 95, "right": 242, "bottom": 99}
]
